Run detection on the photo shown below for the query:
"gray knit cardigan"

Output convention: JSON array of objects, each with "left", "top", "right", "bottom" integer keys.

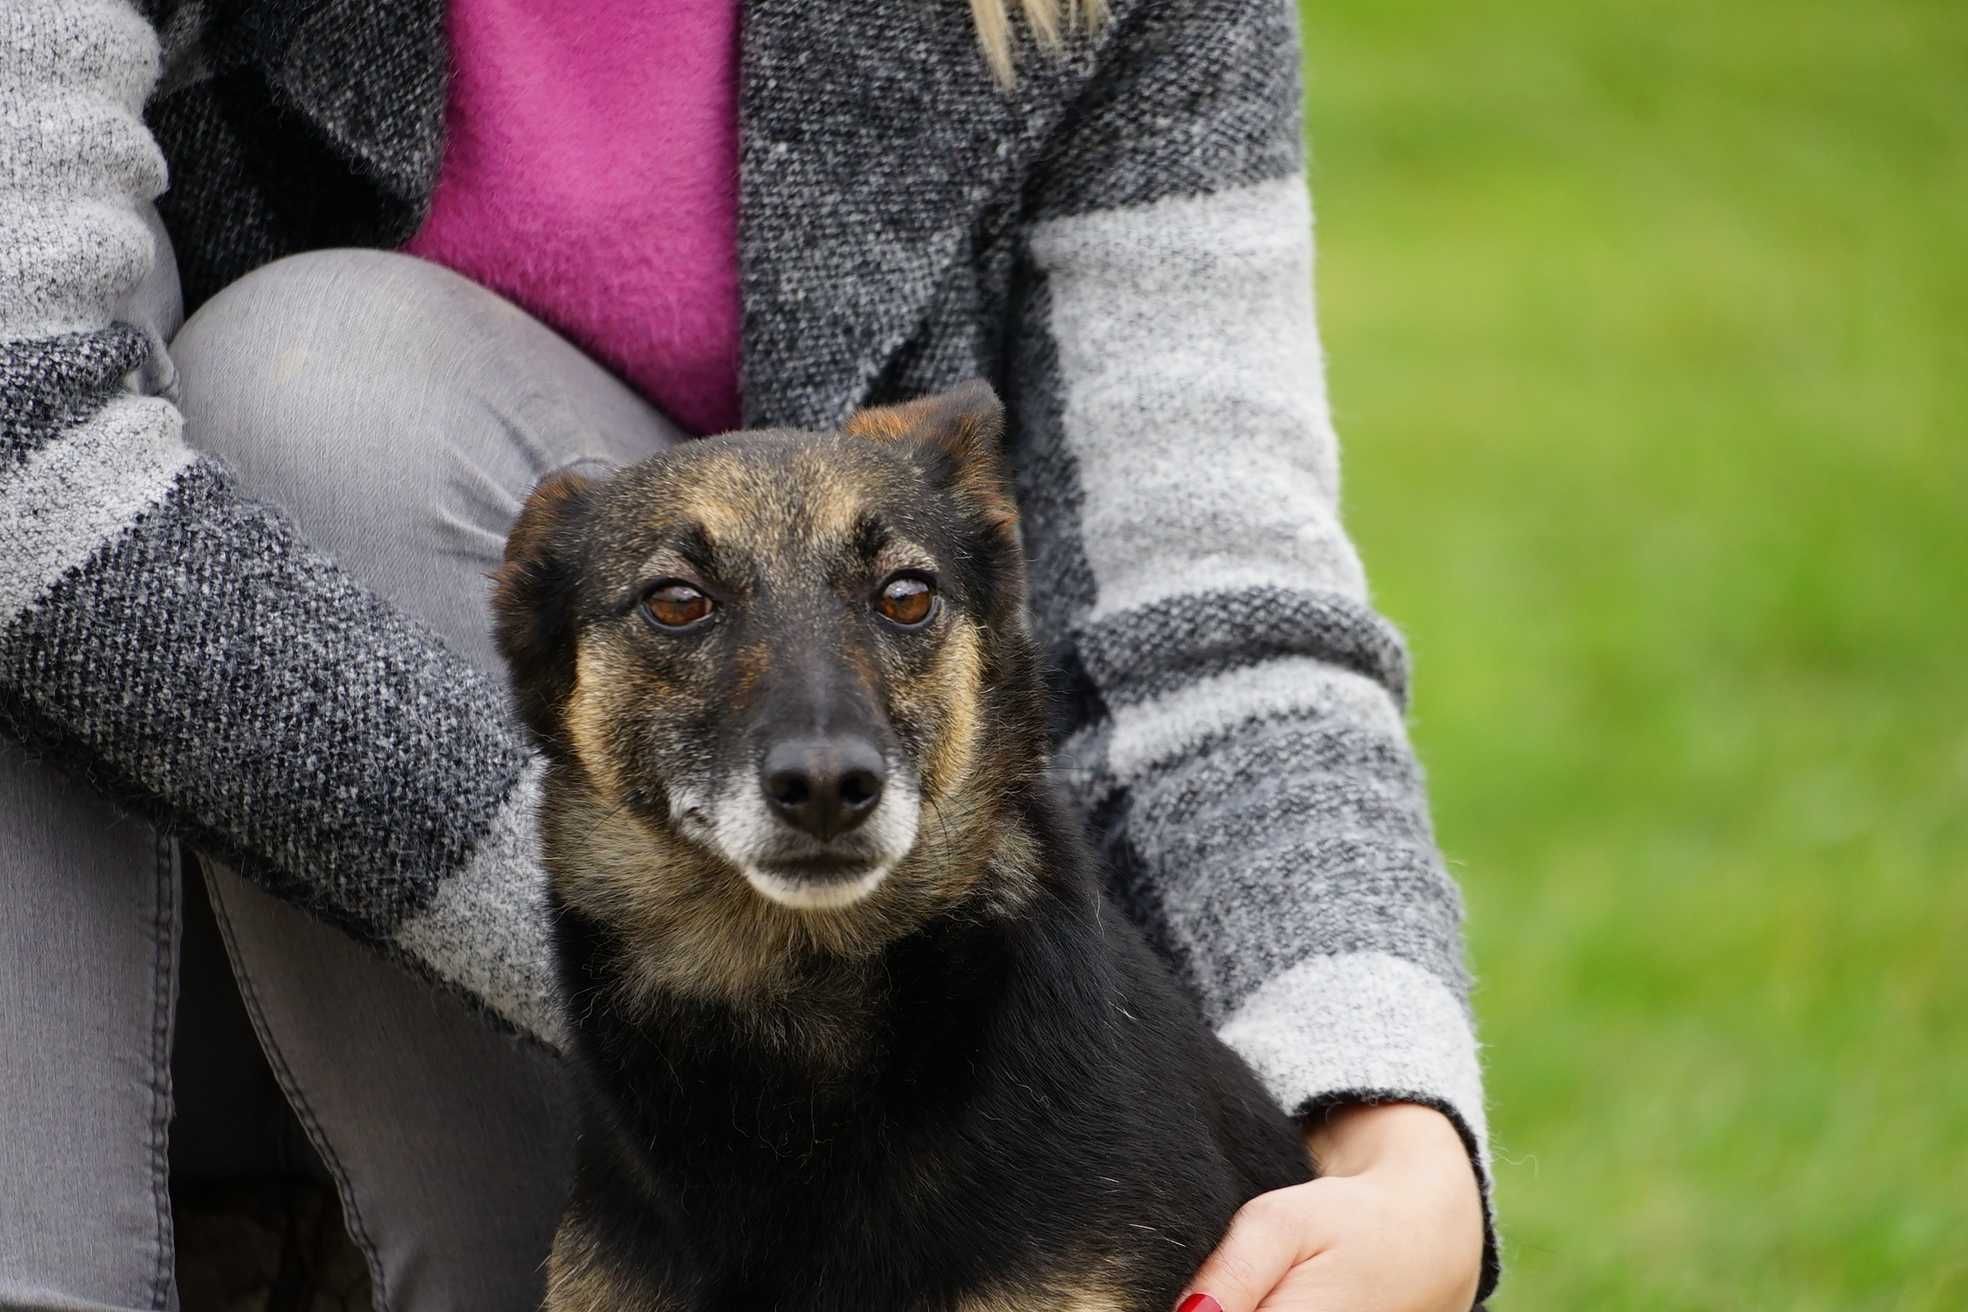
[{"left": 2, "top": 0, "right": 1493, "bottom": 1294}]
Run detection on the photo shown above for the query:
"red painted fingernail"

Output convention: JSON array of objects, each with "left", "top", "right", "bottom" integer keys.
[{"left": 1176, "top": 1296, "right": 1223, "bottom": 1312}]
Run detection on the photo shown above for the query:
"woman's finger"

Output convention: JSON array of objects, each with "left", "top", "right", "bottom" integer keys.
[{"left": 1174, "top": 1186, "right": 1331, "bottom": 1312}]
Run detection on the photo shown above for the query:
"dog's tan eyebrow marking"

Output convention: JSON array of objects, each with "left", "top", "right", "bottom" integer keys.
[
  {"left": 668, "top": 449, "right": 753, "bottom": 542},
  {"left": 603, "top": 526, "right": 730, "bottom": 615},
  {"left": 627, "top": 524, "right": 721, "bottom": 584},
  {"left": 872, "top": 533, "right": 937, "bottom": 581}
]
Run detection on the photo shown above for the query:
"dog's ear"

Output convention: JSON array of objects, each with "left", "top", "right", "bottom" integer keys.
[
  {"left": 845, "top": 380, "right": 1028, "bottom": 629},
  {"left": 492, "top": 468, "right": 597, "bottom": 751},
  {"left": 843, "top": 379, "right": 1017, "bottom": 541}
]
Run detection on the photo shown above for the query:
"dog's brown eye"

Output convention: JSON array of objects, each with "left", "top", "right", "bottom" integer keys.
[
  {"left": 642, "top": 583, "right": 713, "bottom": 630},
  {"left": 877, "top": 575, "right": 936, "bottom": 627}
]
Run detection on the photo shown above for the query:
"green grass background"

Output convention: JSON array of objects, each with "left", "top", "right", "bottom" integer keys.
[{"left": 1293, "top": 0, "right": 1968, "bottom": 1305}]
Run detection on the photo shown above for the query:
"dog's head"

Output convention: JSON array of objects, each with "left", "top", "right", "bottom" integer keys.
[{"left": 494, "top": 381, "right": 1049, "bottom": 986}]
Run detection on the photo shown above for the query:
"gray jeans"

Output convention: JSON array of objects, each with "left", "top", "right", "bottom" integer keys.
[{"left": 0, "top": 248, "right": 686, "bottom": 1310}]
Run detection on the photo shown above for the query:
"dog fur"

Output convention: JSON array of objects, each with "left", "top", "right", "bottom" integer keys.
[{"left": 494, "top": 380, "right": 1311, "bottom": 1311}]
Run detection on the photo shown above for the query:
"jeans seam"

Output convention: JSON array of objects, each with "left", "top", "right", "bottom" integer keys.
[
  {"left": 199, "top": 862, "right": 393, "bottom": 1312},
  {"left": 147, "top": 834, "right": 179, "bottom": 1312}
]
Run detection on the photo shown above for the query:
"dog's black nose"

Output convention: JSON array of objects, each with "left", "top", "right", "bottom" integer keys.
[{"left": 760, "top": 737, "right": 886, "bottom": 841}]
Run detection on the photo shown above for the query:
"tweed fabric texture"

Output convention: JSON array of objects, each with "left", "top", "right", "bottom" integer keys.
[
  {"left": 1, "top": 326, "right": 149, "bottom": 468},
  {"left": 4, "top": 457, "right": 531, "bottom": 926},
  {"left": 3, "top": 0, "right": 1495, "bottom": 1296}
]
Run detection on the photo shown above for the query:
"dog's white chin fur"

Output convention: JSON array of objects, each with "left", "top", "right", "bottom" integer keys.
[{"left": 742, "top": 865, "right": 892, "bottom": 910}]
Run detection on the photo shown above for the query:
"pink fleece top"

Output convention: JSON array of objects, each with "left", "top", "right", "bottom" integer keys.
[{"left": 405, "top": 0, "right": 743, "bottom": 436}]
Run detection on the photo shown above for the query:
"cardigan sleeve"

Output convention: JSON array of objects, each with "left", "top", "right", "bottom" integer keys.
[
  {"left": 1005, "top": 0, "right": 1496, "bottom": 1297},
  {"left": 1, "top": 0, "right": 565, "bottom": 1046}
]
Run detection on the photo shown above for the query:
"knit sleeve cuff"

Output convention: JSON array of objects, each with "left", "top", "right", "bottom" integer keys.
[{"left": 1217, "top": 949, "right": 1498, "bottom": 1305}]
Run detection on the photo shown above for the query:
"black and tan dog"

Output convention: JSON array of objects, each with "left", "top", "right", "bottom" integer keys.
[{"left": 493, "top": 381, "right": 1311, "bottom": 1311}]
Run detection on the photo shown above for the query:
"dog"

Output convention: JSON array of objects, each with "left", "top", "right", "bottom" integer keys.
[{"left": 493, "top": 380, "right": 1312, "bottom": 1311}]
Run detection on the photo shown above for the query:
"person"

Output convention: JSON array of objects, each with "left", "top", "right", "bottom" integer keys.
[{"left": 0, "top": 0, "right": 1494, "bottom": 1307}]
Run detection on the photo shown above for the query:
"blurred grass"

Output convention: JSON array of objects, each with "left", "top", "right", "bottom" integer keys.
[{"left": 1295, "top": 0, "right": 1968, "bottom": 1305}]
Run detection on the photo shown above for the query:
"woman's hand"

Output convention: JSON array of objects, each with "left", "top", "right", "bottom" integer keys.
[{"left": 1175, "top": 1102, "right": 1485, "bottom": 1312}]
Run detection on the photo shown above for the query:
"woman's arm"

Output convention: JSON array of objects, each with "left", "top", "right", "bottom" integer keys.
[
  {"left": 1, "top": 0, "right": 563, "bottom": 1045},
  {"left": 1006, "top": 0, "right": 1495, "bottom": 1301}
]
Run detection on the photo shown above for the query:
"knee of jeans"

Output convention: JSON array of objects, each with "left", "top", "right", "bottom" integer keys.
[{"left": 169, "top": 250, "right": 522, "bottom": 521}]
